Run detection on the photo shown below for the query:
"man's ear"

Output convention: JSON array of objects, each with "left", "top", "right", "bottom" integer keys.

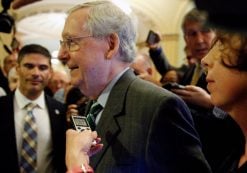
[
  {"left": 48, "top": 68, "right": 53, "bottom": 80},
  {"left": 184, "top": 35, "right": 188, "bottom": 44},
  {"left": 105, "top": 33, "right": 120, "bottom": 59},
  {"left": 147, "top": 67, "right": 153, "bottom": 76},
  {"left": 15, "top": 64, "right": 20, "bottom": 74}
]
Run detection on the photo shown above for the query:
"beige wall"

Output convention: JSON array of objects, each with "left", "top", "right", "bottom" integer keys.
[
  {"left": 0, "top": 0, "right": 195, "bottom": 69},
  {"left": 0, "top": 32, "right": 14, "bottom": 67}
]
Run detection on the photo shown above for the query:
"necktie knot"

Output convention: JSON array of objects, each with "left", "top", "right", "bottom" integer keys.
[
  {"left": 25, "top": 103, "right": 37, "bottom": 112},
  {"left": 86, "top": 101, "right": 103, "bottom": 130},
  {"left": 89, "top": 101, "right": 103, "bottom": 119}
]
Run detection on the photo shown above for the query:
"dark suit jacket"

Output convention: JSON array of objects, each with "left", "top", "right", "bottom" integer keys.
[
  {"left": 0, "top": 92, "right": 67, "bottom": 173},
  {"left": 0, "top": 68, "right": 10, "bottom": 94},
  {"left": 179, "top": 64, "right": 207, "bottom": 91},
  {"left": 89, "top": 70, "right": 212, "bottom": 173}
]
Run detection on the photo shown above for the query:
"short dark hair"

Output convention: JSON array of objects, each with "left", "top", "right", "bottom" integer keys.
[{"left": 18, "top": 44, "right": 52, "bottom": 65}]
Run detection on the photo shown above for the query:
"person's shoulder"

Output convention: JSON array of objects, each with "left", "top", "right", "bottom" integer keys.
[
  {"left": 45, "top": 95, "right": 67, "bottom": 118},
  {"left": 45, "top": 94, "right": 65, "bottom": 108},
  {"left": 132, "top": 78, "right": 179, "bottom": 100},
  {"left": 0, "top": 93, "right": 13, "bottom": 102}
]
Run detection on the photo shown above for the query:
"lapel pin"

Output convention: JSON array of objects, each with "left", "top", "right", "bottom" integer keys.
[{"left": 55, "top": 109, "right": 60, "bottom": 115}]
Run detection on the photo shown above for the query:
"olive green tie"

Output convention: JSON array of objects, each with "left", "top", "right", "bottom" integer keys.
[
  {"left": 191, "top": 63, "right": 203, "bottom": 85},
  {"left": 86, "top": 101, "right": 103, "bottom": 130}
]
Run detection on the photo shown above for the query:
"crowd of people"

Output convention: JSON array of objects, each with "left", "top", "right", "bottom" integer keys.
[{"left": 0, "top": 0, "right": 246, "bottom": 173}]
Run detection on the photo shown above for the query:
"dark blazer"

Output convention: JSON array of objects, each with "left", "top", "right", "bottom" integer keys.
[
  {"left": 89, "top": 69, "right": 212, "bottom": 173},
  {"left": 0, "top": 68, "right": 10, "bottom": 94},
  {"left": 149, "top": 47, "right": 172, "bottom": 76},
  {"left": 0, "top": 92, "right": 67, "bottom": 173},
  {"left": 179, "top": 64, "right": 208, "bottom": 91}
]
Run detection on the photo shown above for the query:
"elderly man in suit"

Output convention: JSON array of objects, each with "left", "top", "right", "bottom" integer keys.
[
  {"left": 61, "top": 1, "right": 212, "bottom": 173},
  {"left": 0, "top": 44, "right": 67, "bottom": 173}
]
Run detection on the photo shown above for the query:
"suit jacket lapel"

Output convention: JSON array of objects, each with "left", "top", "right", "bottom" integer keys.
[
  {"left": 45, "top": 96, "right": 65, "bottom": 142},
  {"left": 181, "top": 64, "right": 196, "bottom": 85},
  {"left": 45, "top": 95, "right": 66, "bottom": 173},
  {"left": 91, "top": 69, "right": 137, "bottom": 169},
  {"left": 1, "top": 93, "right": 20, "bottom": 172}
]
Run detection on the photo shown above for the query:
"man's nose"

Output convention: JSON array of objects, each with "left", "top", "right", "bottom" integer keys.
[
  {"left": 58, "top": 47, "right": 69, "bottom": 65},
  {"left": 30, "top": 67, "right": 40, "bottom": 75},
  {"left": 195, "top": 32, "right": 204, "bottom": 43}
]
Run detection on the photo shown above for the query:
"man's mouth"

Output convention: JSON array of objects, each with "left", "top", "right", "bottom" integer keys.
[
  {"left": 69, "top": 66, "right": 79, "bottom": 71},
  {"left": 196, "top": 48, "right": 208, "bottom": 54},
  {"left": 29, "top": 80, "right": 41, "bottom": 85}
]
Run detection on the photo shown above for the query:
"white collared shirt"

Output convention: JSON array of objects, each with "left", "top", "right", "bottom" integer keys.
[{"left": 14, "top": 88, "right": 54, "bottom": 173}]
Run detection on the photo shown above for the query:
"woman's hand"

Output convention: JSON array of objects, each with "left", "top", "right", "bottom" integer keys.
[{"left": 66, "top": 129, "right": 103, "bottom": 171}]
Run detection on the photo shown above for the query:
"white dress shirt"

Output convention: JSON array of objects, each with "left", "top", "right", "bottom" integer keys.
[{"left": 14, "top": 88, "right": 54, "bottom": 173}]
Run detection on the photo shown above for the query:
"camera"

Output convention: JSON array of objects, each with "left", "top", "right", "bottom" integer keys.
[
  {"left": 146, "top": 30, "right": 160, "bottom": 45},
  {"left": 0, "top": 0, "right": 14, "bottom": 33}
]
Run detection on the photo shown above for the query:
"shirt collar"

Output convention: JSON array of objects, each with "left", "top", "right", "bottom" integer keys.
[
  {"left": 97, "top": 67, "right": 129, "bottom": 107},
  {"left": 15, "top": 88, "right": 46, "bottom": 110}
]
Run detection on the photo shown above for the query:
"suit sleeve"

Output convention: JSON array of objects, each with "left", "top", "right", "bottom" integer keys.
[{"left": 149, "top": 47, "right": 172, "bottom": 76}]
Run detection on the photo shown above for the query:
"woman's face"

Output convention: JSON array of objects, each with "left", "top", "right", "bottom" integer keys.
[{"left": 201, "top": 40, "right": 247, "bottom": 113}]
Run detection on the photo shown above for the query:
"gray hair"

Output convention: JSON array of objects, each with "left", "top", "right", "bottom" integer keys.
[
  {"left": 69, "top": 1, "right": 137, "bottom": 62},
  {"left": 181, "top": 8, "right": 208, "bottom": 32}
]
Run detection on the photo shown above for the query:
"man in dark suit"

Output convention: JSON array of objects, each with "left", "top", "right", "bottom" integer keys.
[
  {"left": 61, "top": 1, "right": 211, "bottom": 173},
  {"left": 171, "top": 8, "right": 216, "bottom": 109},
  {"left": 0, "top": 44, "right": 67, "bottom": 173}
]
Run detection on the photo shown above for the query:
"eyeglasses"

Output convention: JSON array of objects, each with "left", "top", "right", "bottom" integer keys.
[{"left": 60, "top": 35, "right": 93, "bottom": 52}]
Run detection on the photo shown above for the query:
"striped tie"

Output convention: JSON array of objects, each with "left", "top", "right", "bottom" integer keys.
[
  {"left": 20, "top": 103, "right": 37, "bottom": 173},
  {"left": 86, "top": 101, "right": 103, "bottom": 131}
]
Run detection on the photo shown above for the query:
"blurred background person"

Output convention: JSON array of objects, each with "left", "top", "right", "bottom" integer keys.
[
  {"left": 65, "top": 86, "right": 89, "bottom": 126},
  {"left": 176, "top": 45, "right": 198, "bottom": 78},
  {"left": 47, "top": 70, "right": 70, "bottom": 96},
  {"left": 145, "top": 31, "right": 198, "bottom": 87},
  {"left": 0, "top": 52, "right": 18, "bottom": 94},
  {"left": 8, "top": 66, "right": 19, "bottom": 91},
  {"left": 172, "top": 8, "right": 216, "bottom": 109},
  {"left": 161, "top": 68, "right": 181, "bottom": 87},
  {"left": 130, "top": 52, "right": 161, "bottom": 86}
]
